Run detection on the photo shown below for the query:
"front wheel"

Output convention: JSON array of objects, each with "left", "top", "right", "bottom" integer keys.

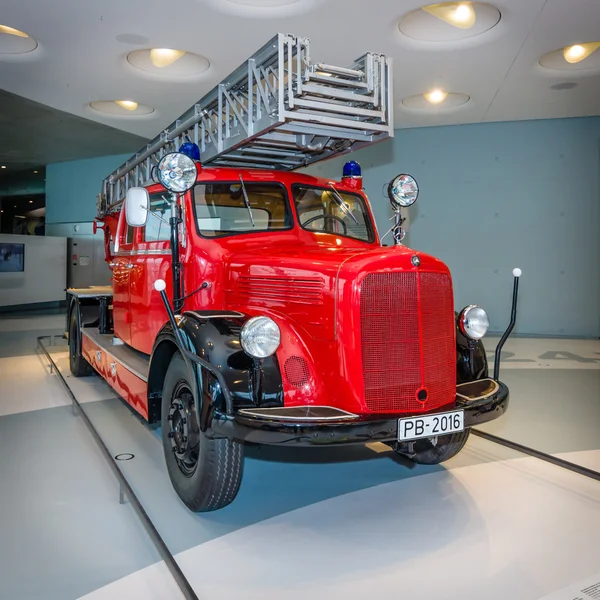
[
  {"left": 161, "top": 352, "right": 244, "bottom": 512},
  {"left": 392, "top": 429, "right": 471, "bottom": 465}
]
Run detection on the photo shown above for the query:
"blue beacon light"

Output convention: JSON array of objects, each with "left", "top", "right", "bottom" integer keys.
[
  {"left": 179, "top": 142, "right": 201, "bottom": 161},
  {"left": 342, "top": 160, "right": 361, "bottom": 179}
]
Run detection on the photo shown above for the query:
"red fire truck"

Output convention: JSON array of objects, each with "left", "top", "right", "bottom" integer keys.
[{"left": 67, "top": 34, "right": 518, "bottom": 512}]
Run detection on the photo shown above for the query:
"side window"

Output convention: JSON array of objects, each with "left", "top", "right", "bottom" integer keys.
[{"left": 143, "top": 194, "right": 171, "bottom": 243}]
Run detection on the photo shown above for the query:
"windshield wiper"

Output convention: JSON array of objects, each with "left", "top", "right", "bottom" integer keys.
[
  {"left": 329, "top": 185, "right": 359, "bottom": 225},
  {"left": 239, "top": 175, "right": 255, "bottom": 227}
]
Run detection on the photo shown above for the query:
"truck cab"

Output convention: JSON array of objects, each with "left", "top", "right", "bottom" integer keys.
[{"left": 66, "top": 33, "right": 514, "bottom": 512}]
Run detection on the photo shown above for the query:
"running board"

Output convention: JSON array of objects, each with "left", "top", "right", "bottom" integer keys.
[{"left": 81, "top": 329, "right": 149, "bottom": 382}]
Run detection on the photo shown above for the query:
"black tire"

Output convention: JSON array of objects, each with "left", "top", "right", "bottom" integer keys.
[
  {"left": 394, "top": 429, "right": 471, "bottom": 465},
  {"left": 69, "top": 309, "right": 94, "bottom": 377},
  {"left": 161, "top": 352, "right": 243, "bottom": 512}
]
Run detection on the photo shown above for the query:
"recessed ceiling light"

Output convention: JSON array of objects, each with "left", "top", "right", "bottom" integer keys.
[
  {"left": 89, "top": 101, "right": 154, "bottom": 116},
  {"left": 1, "top": 165, "right": 6, "bottom": 169},
  {"left": 424, "top": 89, "right": 448, "bottom": 104},
  {"left": 422, "top": 3, "right": 476, "bottom": 29},
  {"left": 0, "top": 25, "right": 28, "bottom": 38},
  {"left": 539, "top": 42, "right": 600, "bottom": 71},
  {"left": 399, "top": 2, "right": 500, "bottom": 42},
  {"left": 0, "top": 23, "right": 38, "bottom": 54},
  {"left": 29, "top": 200, "right": 33, "bottom": 204},
  {"left": 33, "top": 170, "right": 38, "bottom": 174},
  {"left": 115, "top": 100, "right": 139, "bottom": 111},
  {"left": 127, "top": 49, "right": 210, "bottom": 77},
  {"left": 563, "top": 42, "right": 600, "bottom": 64},
  {"left": 402, "top": 92, "right": 470, "bottom": 110},
  {"left": 149, "top": 48, "right": 185, "bottom": 68}
]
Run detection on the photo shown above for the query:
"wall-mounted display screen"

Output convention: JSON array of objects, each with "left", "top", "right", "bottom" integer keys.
[{"left": 0, "top": 243, "right": 25, "bottom": 273}]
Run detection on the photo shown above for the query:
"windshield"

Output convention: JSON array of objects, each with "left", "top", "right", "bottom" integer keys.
[
  {"left": 193, "top": 182, "right": 292, "bottom": 238},
  {"left": 292, "top": 185, "right": 375, "bottom": 243}
]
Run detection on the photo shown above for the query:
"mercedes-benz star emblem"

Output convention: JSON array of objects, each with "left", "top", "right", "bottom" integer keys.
[{"left": 411, "top": 255, "right": 420, "bottom": 267}]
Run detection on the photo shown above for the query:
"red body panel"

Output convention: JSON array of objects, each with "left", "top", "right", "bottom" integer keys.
[
  {"left": 100, "top": 165, "right": 457, "bottom": 419},
  {"left": 81, "top": 334, "right": 149, "bottom": 420}
]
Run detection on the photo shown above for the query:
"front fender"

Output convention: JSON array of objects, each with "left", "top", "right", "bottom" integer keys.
[
  {"left": 149, "top": 312, "right": 284, "bottom": 420},
  {"left": 455, "top": 316, "right": 489, "bottom": 383}
]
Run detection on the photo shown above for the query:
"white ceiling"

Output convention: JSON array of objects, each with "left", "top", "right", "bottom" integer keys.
[{"left": 1, "top": 0, "right": 599, "bottom": 141}]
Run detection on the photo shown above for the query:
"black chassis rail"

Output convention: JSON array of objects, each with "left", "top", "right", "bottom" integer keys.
[{"left": 208, "top": 380, "right": 509, "bottom": 447}]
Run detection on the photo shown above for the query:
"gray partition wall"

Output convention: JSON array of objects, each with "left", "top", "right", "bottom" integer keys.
[
  {"left": 306, "top": 116, "right": 600, "bottom": 338},
  {"left": 44, "top": 117, "right": 600, "bottom": 337}
]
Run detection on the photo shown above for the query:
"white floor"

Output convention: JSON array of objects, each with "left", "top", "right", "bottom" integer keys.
[
  {"left": 80, "top": 446, "right": 600, "bottom": 600},
  {"left": 1, "top": 313, "right": 599, "bottom": 600}
]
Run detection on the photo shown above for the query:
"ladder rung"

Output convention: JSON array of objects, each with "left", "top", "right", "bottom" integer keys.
[
  {"left": 314, "top": 63, "right": 364, "bottom": 79},
  {"left": 283, "top": 111, "right": 390, "bottom": 132},
  {"left": 299, "top": 84, "right": 379, "bottom": 105},
  {"left": 293, "top": 98, "right": 384, "bottom": 119},
  {"left": 307, "top": 73, "right": 369, "bottom": 89}
]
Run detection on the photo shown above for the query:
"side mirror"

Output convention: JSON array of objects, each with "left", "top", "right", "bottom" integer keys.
[{"left": 125, "top": 187, "right": 149, "bottom": 228}]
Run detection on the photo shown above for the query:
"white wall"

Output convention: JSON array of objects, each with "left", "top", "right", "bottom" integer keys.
[{"left": 0, "top": 234, "right": 67, "bottom": 307}]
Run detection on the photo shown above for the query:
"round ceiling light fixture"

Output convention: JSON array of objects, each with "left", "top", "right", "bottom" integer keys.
[
  {"left": 89, "top": 100, "right": 154, "bottom": 116},
  {"left": 424, "top": 89, "right": 448, "bottom": 104},
  {"left": 402, "top": 92, "right": 470, "bottom": 110},
  {"left": 0, "top": 24, "right": 38, "bottom": 54},
  {"left": 539, "top": 42, "right": 600, "bottom": 71},
  {"left": 127, "top": 49, "right": 210, "bottom": 77},
  {"left": 399, "top": 2, "right": 500, "bottom": 42}
]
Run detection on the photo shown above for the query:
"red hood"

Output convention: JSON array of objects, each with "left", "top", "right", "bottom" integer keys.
[{"left": 224, "top": 244, "right": 451, "bottom": 341}]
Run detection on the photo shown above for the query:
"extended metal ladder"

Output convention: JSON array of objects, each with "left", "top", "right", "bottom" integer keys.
[{"left": 99, "top": 33, "right": 393, "bottom": 216}]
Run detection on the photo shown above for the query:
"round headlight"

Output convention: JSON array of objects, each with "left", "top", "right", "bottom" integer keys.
[
  {"left": 459, "top": 305, "right": 490, "bottom": 340},
  {"left": 388, "top": 173, "right": 419, "bottom": 209},
  {"left": 157, "top": 152, "right": 198, "bottom": 193},
  {"left": 240, "top": 316, "right": 280, "bottom": 359}
]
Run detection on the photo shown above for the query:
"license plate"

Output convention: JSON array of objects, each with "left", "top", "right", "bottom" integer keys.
[{"left": 398, "top": 410, "right": 464, "bottom": 441}]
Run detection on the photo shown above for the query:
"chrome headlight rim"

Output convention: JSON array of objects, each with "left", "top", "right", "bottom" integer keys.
[
  {"left": 459, "top": 304, "right": 490, "bottom": 340},
  {"left": 240, "top": 316, "right": 281, "bottom": 359},
  {"left": 388, "top": 173, "right": 419, "bottom": 209},
  {"left": 156, "top": 151, "right": 198, "bottom": 193}
]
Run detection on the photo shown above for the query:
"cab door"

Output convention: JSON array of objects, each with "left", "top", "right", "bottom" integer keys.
[
  {"left": 112, "top": 210, "right": 136, "bottom": 345},
  {"left": 129, "top": 192, "right": 173, "bottom": 355}
]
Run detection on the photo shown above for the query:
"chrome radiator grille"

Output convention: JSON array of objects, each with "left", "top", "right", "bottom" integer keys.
[{"left": 359, "top": 271, "right": 456, "bottom": 413}]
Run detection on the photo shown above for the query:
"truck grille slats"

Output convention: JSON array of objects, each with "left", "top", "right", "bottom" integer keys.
[{"left": 359, "top": 271, "right": 455, "bottom": 413}]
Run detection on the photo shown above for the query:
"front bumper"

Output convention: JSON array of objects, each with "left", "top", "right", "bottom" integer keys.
[{"left": 209, "top": 378, "right": 509, "bottom": 447}]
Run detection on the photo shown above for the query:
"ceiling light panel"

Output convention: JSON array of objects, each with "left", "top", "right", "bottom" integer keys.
[
  {"left": 399, "top": 2, "right": 500, "bottom": 42},
  {"left": 0, "top": 24, "right": 38, "bottom": 54},
  {"left": 539, "top": 42, "right": 600, "bottom": 71},
  {"left": 89, "top": 101, "right": 154, "bottom": 116},
  {"left": 402, "top": 92, "right": 470, "bottom": 110},
  {"left": 127, "top": 49, "right": 210, "bottom": 77}
]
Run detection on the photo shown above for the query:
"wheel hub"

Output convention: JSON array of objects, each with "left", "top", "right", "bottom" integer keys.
[{"left": 167, "top": 383, "right": 199, "bottom": 476}]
